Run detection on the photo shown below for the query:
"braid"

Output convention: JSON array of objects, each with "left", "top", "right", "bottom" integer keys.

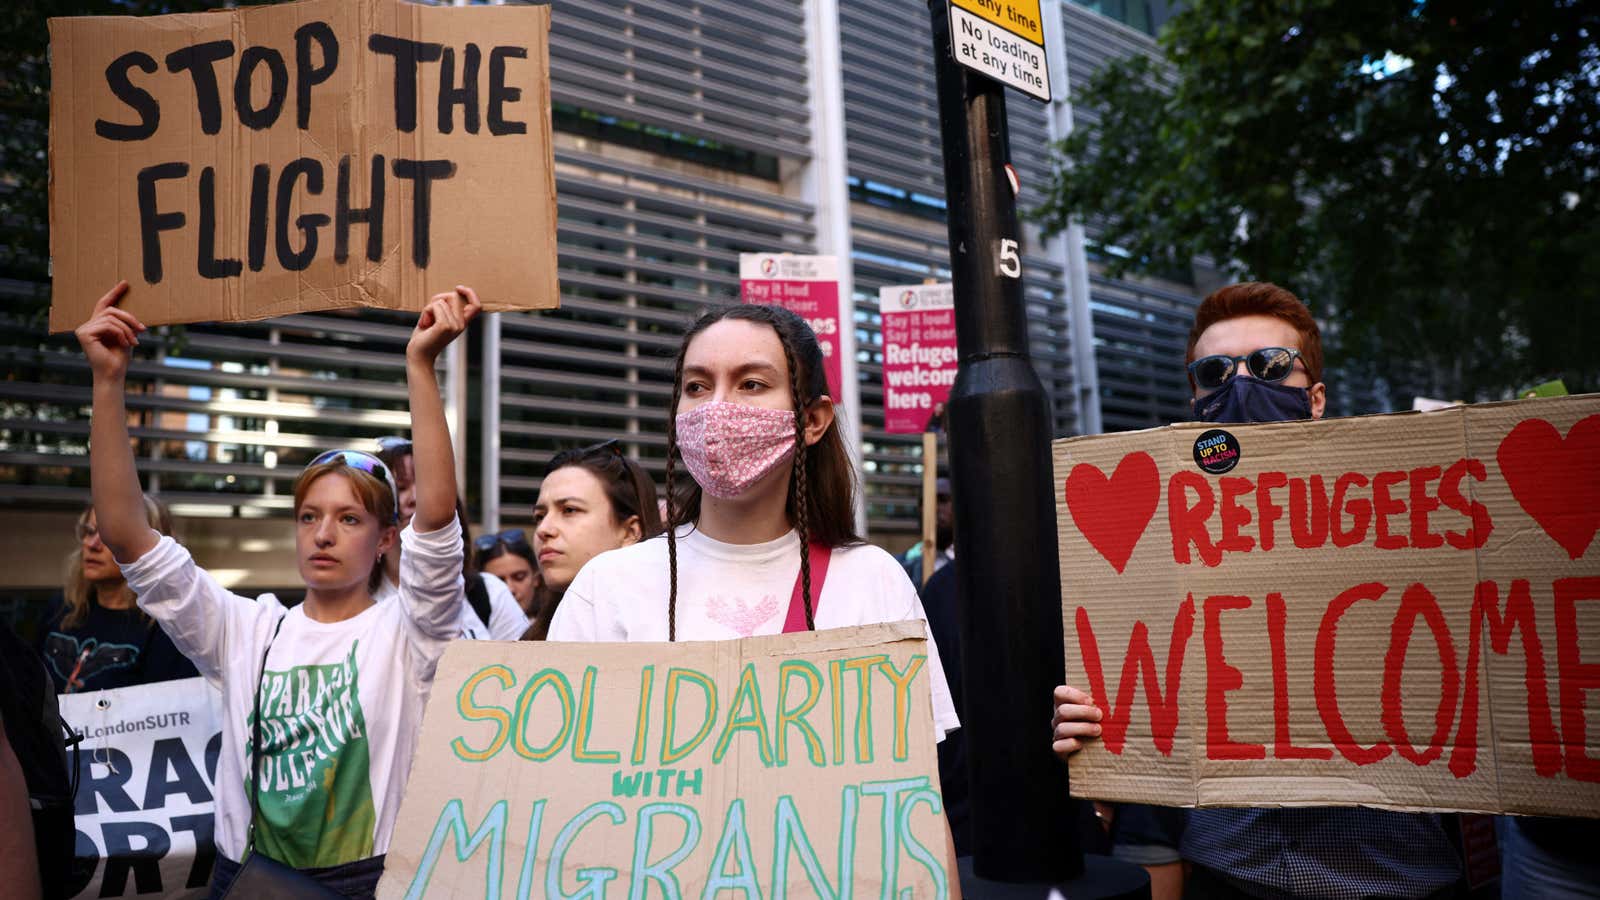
[
  {"left": 665, "top": 354, "right": 684, "bottom": 642},
  {"left": 778, "top": 333, "right": 816, "bottom": 630}
]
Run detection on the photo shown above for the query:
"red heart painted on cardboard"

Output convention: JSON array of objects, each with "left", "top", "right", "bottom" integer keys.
[
  {"left": 1065, "top": 452, "right": 1161, "bottom": 574},
  {"left": 1496, "top": 415, "right": 1600, "bottom": 560}
]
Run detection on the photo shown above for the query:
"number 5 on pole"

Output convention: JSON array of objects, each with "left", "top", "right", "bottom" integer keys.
[{"left": 998, "top": 238, "right": 1021, "bottom": 279}]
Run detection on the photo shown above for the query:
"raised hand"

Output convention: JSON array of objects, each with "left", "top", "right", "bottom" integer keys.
[
  {"left": 74, "top": 282, "right": 146, "bottom": 382},
  {"left": 407, "top": 285, "right": 483, "bottom": 366}
]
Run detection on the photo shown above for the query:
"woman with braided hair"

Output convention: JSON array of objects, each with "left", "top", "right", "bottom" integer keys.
[{"left": 546, "top": 304, "right": 963, "bottom": 879}]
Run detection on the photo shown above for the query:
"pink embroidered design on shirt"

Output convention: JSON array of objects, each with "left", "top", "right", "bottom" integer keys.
[{"left": 704, "top": 593, "right": 783, "bottom": 637}]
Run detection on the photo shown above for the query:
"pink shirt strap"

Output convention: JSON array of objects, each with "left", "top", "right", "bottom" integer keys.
[{"left": 782, "top": 542, "right": 832, "bottom": 633}]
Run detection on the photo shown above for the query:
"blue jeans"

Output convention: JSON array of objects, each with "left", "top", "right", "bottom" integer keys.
[{"left": 1497, "top": 817, "right": 1600, "bottom": 899}]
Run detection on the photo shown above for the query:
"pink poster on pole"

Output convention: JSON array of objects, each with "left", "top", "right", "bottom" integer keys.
[
  {"left": 878, "top": 283, "right": 958, "bottom": 434},
  {"left": 739, "top": 253, "right": 843, "bottom": 400}
]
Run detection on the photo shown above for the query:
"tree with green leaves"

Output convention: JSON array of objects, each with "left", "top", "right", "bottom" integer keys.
[
  {"left": 0, "top": 1, "right": 221, "bottom": 325},
  {"left": 1034, "top": 0, "right": 1599, "bottom": 406}
]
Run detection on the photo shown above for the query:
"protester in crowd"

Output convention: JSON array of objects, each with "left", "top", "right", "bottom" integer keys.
[
  {"left": 520, "top": 440, "right": 661, "bottom": 640},
  {"left": 78, "top": 280, "right": 475, "bottom": 898},
  {"left": 472, "top": 528, "right": 542, "bottom": 616},
  {"left": 546, "top": 303, "right": 964, "bottom": 886},
  {"left": 0, "top": 724, "right": 42, "bottom": 900},
  {"left": 376, "top": 439, "right": 528, "bottom": 641},
  {"left": 914, "top": 560, "right": 970, "bottom": 856},
  {"left": 37, "top": 498, "right": 198, "bottom": 693},
  {"left": 2, "top": 623, "right": 71, "bottom": 900},
  {"left": 1050, "top": 282, "right": 1465, "bottom": 900},
  {"left": 899, "top": 476, "right": 954, "bottom": 586}
]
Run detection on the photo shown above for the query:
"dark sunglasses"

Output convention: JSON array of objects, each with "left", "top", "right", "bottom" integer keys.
[
  {"left": 474, "top": 528, "right": 530, "bottom": 554},
  {"left": 1187, "top": 347, "right": 1304, "bottom": 391},
  {"left": 547, "top": 439, "right": 623, "bottom": 474},
  {"left": 307, "top": 449, "right": 400, "bottom": 520}
]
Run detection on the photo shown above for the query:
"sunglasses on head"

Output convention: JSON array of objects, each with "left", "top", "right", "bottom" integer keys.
[
  {"left": 547, "top": 439, "right": 623, "bottom": 474},
  {"left": 1187, "top": 347, "right": 1304, "bottom": 391},
  {"left": 375, "top": 435, "right": 413, "bottom": 454},
  {"left": 306, "top": 449, "right": 400, "bottom": 520},
  {"left": 474, "top": 528, "right": 529, "bottom": 554}
]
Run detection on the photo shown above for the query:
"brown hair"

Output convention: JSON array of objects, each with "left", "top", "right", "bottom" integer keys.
[
  {"left": 62, "top": 496, "right": 174, "bottom": 629},
  {"left": 1185, "top": 282, "right": 1324, "bottom": 390},
  {"left": 521, "top": 444, "right": 664, "bottom": 641},
  {"left": 663, "top": 304, "right": 860, "bottom": 640},
  {"left": 292, "top": 463, "right": 398, "bottom": 593}
]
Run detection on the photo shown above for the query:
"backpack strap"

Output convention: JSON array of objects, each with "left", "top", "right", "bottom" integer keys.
[{"left": 782, "top": 542, "right": 832, "bottom": 634}]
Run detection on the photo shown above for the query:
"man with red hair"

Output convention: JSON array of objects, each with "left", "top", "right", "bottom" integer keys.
[{"left": 1050, "top": 283, "right": 1464, "bottom": 899}]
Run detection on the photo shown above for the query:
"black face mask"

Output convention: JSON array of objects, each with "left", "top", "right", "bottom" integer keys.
[{"left": 1194, "top": 376, "right": 1313, "bottom": 424}]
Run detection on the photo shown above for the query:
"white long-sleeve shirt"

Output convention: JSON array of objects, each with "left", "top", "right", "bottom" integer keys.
[{"left": 124, "top": 521, "right": 463, "bottom": 866}]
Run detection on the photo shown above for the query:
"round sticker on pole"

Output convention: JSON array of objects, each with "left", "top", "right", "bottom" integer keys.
[{"left": 1004, "top": 163, "right": 1020, "bottom": 197}]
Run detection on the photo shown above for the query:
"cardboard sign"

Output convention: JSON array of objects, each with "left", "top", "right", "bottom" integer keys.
[
  {"left": 740, "top": 253, "right": 844, "bottom": 401},
  {"left": 48, "top": 0, "right": 558, "bottom": 332},
  {"left": 58, "top": 678, "right": 225, "bottom": 899},
  {"left": 878, "top": 283, "right": 957, "bottom": 434},
  {"left": 1053, "top": 395, "right": 1600, "bottom": 817},
  {"left": 378, "top": 623, "right": 951, "bottom": 898}
]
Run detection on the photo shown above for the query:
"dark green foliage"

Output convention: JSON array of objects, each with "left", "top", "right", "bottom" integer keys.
[
  {"left": 0, "top": 1, "right": 234, "bottom": 325},
  {"left": 1034, "top": 0, "right": 1600, "bottom": 404}
]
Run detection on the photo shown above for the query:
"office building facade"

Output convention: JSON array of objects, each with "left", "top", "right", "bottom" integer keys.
[{"left": 0, "top": 0, "right": 1199, "bottom": 592}]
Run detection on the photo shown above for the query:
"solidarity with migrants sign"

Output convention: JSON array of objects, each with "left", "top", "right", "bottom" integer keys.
[
  {"left": 379, "top": 623, "right": 950, "bottom": 898},
  {"left": 1054, "top": 395, "right": 1600, "bottom": 816},
  {"left": 48, "top": 0, "right": 559, "bottom": 331},
  {"left": 58, "top": 678, "right": 224, "bottom": 899}
]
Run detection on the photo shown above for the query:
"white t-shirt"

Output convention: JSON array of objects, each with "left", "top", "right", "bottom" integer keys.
[
  {"left": 124, "top": 522, "right": 463, "bottom": 865},
  {"left": 548, "top": 526, "right": 961, "bottom": 740},
  {"left": 460, "top": 572, "right": 532, "bottom": 641},
  {"left": 378, "top": 570, "right": 528, "bottom": 641}
]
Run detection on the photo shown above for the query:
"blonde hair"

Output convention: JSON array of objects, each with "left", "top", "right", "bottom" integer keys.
[
  {"left": 62, "top": 495, "right": 174, "bottom": 629},
  {"left": 292, "top": 462, "right": 398, "bottom": 593}
]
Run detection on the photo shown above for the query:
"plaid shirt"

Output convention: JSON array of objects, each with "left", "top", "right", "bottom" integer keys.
[{"left": 1182, "top": 808, "right": 1462, "bottom": 899}]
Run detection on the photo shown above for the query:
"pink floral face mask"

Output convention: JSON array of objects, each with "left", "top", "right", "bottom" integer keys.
[{"left": 675, "top": 401, "right": 797, "bottom": 499}]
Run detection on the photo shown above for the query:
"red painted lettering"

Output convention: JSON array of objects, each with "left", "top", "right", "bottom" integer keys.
[
  {"left": 1204, "top": 595, "right": 1265, "bottom": 760},
  {"left": 1439, "top": 458, "right": 1493, "bottom": 550},
  {"left": 1289, "top": 474, "right": 1330, "bottom": 549},
  {"left": 1450, "top": 579, "right": 1559, "bottom": 779},
  {"left": 1372, "top": 470, "right": 1408, "bottom": 550},
  {"left": 1074, "top": 597, "right": 1197, "bottom": 755},
  {"left": 1380, "top": 583, "right": 1460, "bottom": 766},
  {"left": 1407, "top": 465, "right": 1444, "bottom": 550},
  {"left": 1268, "top": 592, "right": 1331, "bottom": 760},
  {"left": 1331, "top": 473, "right": 1372, "bottom": 548},
  {"left": 1315, "top": 581, "right": 1392, "bottom": 765},
  {"left": 1218, "top": 477, "right": 1256, "bottom": 555},
  {"left": 1554, "top": 577, "right": 1600, "bottom": 783},
  {"left": 1256, "top": 472, "right": 1287, "bottom": 552},
  {"left": 1168, "top": 472, "right": 1219, "bottom": 567}
]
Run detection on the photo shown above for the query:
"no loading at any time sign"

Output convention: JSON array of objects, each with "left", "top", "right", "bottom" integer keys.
[{"left": 948, "top": 0, "right": 1051, "bottom": 102}]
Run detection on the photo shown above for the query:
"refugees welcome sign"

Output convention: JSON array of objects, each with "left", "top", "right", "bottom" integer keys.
[
  {"left": 1054, "top": 395, "right": 1600, "bottom": 817},
  {"left": 379, "top": 623, "right": 950, "bottom": 898},
  {"left": 48, "top": 0, "right": 558, "bottom": 331}
]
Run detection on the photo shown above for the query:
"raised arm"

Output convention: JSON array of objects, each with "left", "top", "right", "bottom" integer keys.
[
  {"left": 405, "top": 286, "right": 481, "bottom": 533},
  {"left": 77, "top": 282, "right": 158, "bottom": 564}
]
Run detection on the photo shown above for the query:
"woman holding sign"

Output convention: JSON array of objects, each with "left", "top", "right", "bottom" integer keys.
[
  {"left": 77, "top": 281, "right": 480, "bottom": 899},
  {"left": 547, "top": 304, "right": 964, "bottom": 883}
]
